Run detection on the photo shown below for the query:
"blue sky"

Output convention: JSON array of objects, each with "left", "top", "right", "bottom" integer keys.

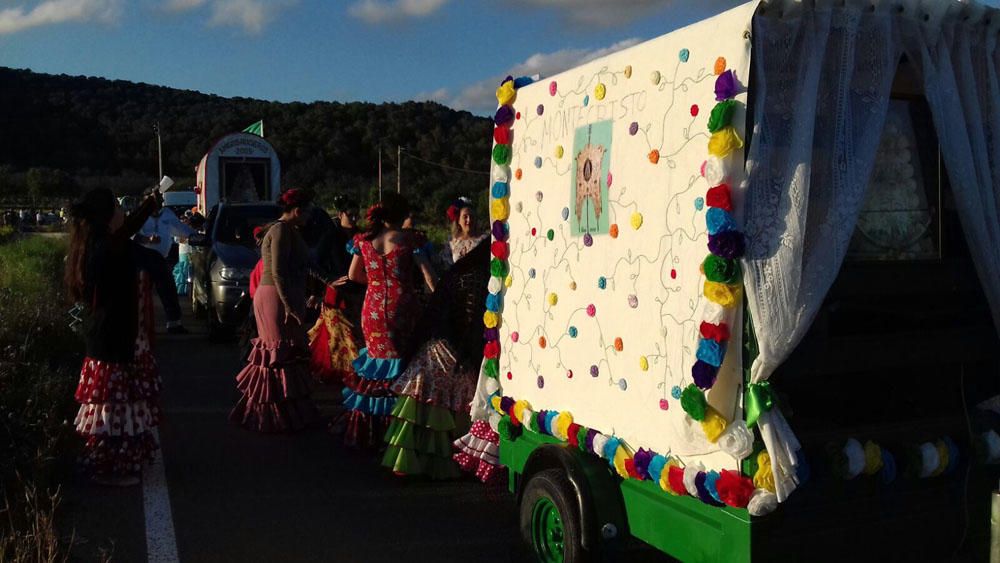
[{"left": 0, "top": 0, "right": 742, "bottom": 114}]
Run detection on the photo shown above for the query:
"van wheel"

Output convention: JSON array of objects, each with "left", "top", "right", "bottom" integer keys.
[{"left": 520, "top": 469, "right": 589, "bottom": 563}]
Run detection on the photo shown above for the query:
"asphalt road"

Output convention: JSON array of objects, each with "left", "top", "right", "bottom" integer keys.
[{"left": 61, "top": 301, "right": 527, "bottom": 562}]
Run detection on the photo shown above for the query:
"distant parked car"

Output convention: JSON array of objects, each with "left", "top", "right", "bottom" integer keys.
[{"left": 189, "top": 202, "right": 280, "bottom": 338}]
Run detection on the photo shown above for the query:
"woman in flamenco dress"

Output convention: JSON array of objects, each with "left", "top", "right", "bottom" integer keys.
[
  {"left": 66, "top": 188, "right": 163, "bottom": 486},
  {"left": 342, "top": 193, "right": 436, "bottom": 448},
  {"left": 382, "top": 229, "right": 490, "bottom": 478},
  {"left": 306, "top": 196, "right": 362, "bottom": 385},
  {"left": 229, "top": 189, "right": 320, "bottom": 432}
]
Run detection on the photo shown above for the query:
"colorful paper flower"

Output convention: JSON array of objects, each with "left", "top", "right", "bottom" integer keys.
[
  {"left": 490, "top": 198, "right": 510, "bottom": 221},
  {"left": 692, "top": 360, "right": 719, "bottom": 389},
  {"left": 747, "top": 489, "right": 777, "bottom": 516},
  {"left": 705, "top": 184, "right": 733, "bottom": 211},
  {"left": 707, "top": 100, "right": 737, "bottom": 133},
  {"left": 696, "top": 338, "right": 726, "bottom": 368},
  {"left": 714, "top": 70, "right": 738, "bottom": 101},
  {"left": 700, "top": 406, "right": 728, "bottom": 443},
  {"left": 495, "top": 80, "right": 516, "bottom": 105},
  {"left": 681, "top": 384, "right": 708, "bottom": 421},
  {"left": 702, "top": 255, "right": 742, "bottom": 285},
  {"left": 705, "top": 208, "right": 737, "bottom": 235},
  {"left": 753, "top": 451, "right": 776, "bottom": 493},
  {"left": 718, "top": 421, "right": 755, "bottom": 461},
  {"left": 704, "top": 280, "right": 742, "bottom": 308},
  {"left": 716, "top": 470, "right": 754, "bottom": 508},
  {"left": 493, "top": 125, "right": 511, "bottom": 145},
  {"left": 667, "top": 465, "right": 688, "bottom": 496},
  {"left": 699, "top": 321, "right": 730, "bottom": 342},
  {"left": 708, "top": 127, "right": 744, "bottom": 158}
]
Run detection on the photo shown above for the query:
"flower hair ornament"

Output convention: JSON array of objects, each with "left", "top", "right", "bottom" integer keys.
[
  {"left": 446, "top": 197, "right": 473, "bottom": 223},
  {"left": 366, "top": 202, "right": 384, "bottom": 225},
  {"left": 278, "top": 188, "right": 308, "bottom": 207}
]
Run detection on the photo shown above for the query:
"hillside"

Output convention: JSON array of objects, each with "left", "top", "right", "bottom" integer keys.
[{"left": 0, "top": 66, "right": 493, "bottom": 216}]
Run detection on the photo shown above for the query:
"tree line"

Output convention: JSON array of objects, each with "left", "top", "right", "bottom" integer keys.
[{"left": 0, "top": 66, "right": 493, "bottom": 220}]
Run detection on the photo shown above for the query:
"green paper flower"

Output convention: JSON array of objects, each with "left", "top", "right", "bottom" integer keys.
[
  {"left": 576, "top": 426, "right": 590, "bottom": 451},
  {"left": 681, "top": 384, "right": 708, "bottom": 421},
  {"left": 703, "top": 255, "right": 742, "bottom": 285},
  {"left": 707, "top": 100, "right": 737, "bottom": 133},
  {"left": 529, "top": 413, "right": 542, "bottom": 434},
  {"left": 498, "top": 417, "right": 522, "bottom": 441},
  {"left": 490, "top": 259, "right": 509, "bottom": 278},
  {"left": 483, "top": 359, "right": 499, "bottom": 377},
  {"left": 492, "top": 144, "right": 512, "bottom": 165}
]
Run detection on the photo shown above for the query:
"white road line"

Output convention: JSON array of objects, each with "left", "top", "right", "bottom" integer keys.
[{"left": 143, "top": 428, "right": 180, "bottom": 563}]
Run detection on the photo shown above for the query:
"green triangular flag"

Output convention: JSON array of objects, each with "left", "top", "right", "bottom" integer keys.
[{"left": 242, "top": 120, "right": 264, "bottom": 137}]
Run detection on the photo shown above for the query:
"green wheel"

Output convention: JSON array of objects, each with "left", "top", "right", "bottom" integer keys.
[{"left": 520, "top": 469, "right": 590, "bottom": 563}]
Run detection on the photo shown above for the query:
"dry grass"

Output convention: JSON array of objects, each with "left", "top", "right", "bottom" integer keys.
[{"left": 0, "top": 483, "right": 68, "bottom": 563}]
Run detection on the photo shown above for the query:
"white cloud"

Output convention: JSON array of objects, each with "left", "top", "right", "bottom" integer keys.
[
  {"left": 160, "top": 0, "right": 295, "bottom": 34},
  {"left": 506, "top": 0, "right": 736, "bottom": 27},
  {"left": 348, "top": 0, "right": 447, "bottom": 24},
  {"left": 435, "top": 38, "right": 642, "bottom": 114},
  {"left": 162, "top": 0, "right": 207, "bottom": 12},
  {"left": 0, "top": 0, "right": 121, "bottom": 34}
]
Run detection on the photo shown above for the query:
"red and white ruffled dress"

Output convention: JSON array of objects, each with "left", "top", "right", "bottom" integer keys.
[
  {"left": 74, "top": 273, "right": 160, "bottom": 478},
  {"left": 452, "top": 361, "right": 504, "bottom": 484}
]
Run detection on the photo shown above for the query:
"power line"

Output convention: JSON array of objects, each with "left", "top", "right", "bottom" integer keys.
[{"left": 399, "top": 149, "right": 490, "bottom": 176}]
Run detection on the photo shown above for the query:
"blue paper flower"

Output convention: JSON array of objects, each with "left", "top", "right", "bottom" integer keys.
[
  {"left": 491, "top": 182, "right": 509, "bottom": 199},
  {"left": 706, "top": 207, "right": 736, "bottom": 235},
  {"left": 696, "top": 338, "right": 726, "bottom": 367},
  {"left": 704, "top": 470, "right": 723, "bottom": 503},
  {"left": 603, "top": 436, "right": 621, "bottom": 462},
  {"left": 671, "top": 385, "right": 683, "bottom": 399},
  {"left": 648, "top": 455, "right": 668, "bottom": 483},
  {"left": 486, "top": 293, "right": 502, "bottom": 312}
]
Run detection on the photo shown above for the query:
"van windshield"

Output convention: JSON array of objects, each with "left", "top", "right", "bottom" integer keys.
[{"left": 214, "top": 205, "right": 280, "bottom": 247}]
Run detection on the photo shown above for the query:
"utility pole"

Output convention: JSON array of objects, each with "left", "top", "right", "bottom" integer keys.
[
  {"left": 154, "top": 122, "right": 163, "bottom": 181},
  {"left": 378, "top": 146, "right": 383, "bottom": 201},
  {"left": 397, "top": 145, "right": 401, "bottom": 194}
]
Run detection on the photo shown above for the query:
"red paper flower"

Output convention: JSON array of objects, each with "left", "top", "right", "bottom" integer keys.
[
  {"left": 567, "top": 423, "right": 582, "bottom": 447},
  {"left": 706, "top": 184, "right": 733, "bottom": 211},
  {"left": 716, "top": 470, "right": 754, "bottom": 508},
  {"left": 668, "top": 465, "right": 689, "bottom": 496},
  {"left": 699, "top": 321, "right": 730, "bottom": 343},
  {"left": 491, "top": 241, "right": 509, "bottom": 260},
  {"left": 483, "top": 341, "right": 501, "bottom": 359},
  {"left": 494, "top": 125, "right": 512, "bottom": 145},
  {"left": 625, "top": 459, "right": 640, "bottom": 480}
]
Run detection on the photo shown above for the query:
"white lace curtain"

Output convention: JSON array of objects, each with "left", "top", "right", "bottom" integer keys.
[{"left": 743, "top": 0, "right": 1000, "bottom": 504}]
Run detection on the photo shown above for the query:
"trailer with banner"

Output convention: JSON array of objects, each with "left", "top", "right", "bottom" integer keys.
[
  {"left": 477, "top": 1, "right": 1000, "bottom": 560},
  {"left": 195, "top": 132, "right": 281, "bottom": 216}
]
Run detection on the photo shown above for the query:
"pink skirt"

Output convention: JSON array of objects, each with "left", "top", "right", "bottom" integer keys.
[{"left": 230, "top": 285, "right": 318, "bottom": 432}]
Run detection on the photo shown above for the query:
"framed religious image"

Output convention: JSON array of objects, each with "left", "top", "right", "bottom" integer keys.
[
  {"left": 570, "top": 120, "right": 612, "bottom": 236},
  {"left": 847, "top": 98, "right": 942, "bottom": 261}
]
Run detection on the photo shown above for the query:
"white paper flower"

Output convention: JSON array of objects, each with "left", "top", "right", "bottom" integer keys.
[
  {"left": 843, "top": 438, "right": 865, "bottom": 479},
  {"left": 488, "top": 277, "right": 502, "bottom": 295},
  {"left": 703, "top": 156, "right": 727, "bottom": 186},
  {"left": 485, "top": 377, "right": 500, "bottom": 395},
  {"left": 592, "top": 433, "right": 610, "bottom": 458},
  {"left": 747, "top": 489, "right": 778, "bottom": 516},
  {"left": 719, "top": 421, "right": 755, "bottom": 461},
  {"left": 683, "top": 462, "right": 704, "bottom": 497},
  {"left": 521, "top": 409, "right": 534, "bottom": 430},
  {"left": 492, "top": 164, "right": 510, "bottom": 183},
  {"left": 701, "top": 300, "right": 727, "bottom": 325},
  {"left": 919, "top": 442, "right": 940, "bottom": 478}
]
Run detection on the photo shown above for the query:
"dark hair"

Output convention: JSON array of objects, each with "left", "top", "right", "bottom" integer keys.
[
  {"left": 364, "top": 192, "right": 410, "bottom": 240},
  {"left": 65, "top": 188, "right": 117, "bottom": 302},
  {"left": 277, "top": 188, "right": 314, "bottom": 213}
]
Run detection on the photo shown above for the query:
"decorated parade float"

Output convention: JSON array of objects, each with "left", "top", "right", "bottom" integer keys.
[
  {"left": 194, "top": 132, "right": 281, "bottom": 216},
  {"left": 476, "top": 0, "right": 1000, "bottom": 560}
]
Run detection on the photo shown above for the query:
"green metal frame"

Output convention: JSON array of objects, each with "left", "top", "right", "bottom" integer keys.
[{"left": 503, "top": 430, "right": 752, "bottom": 563}]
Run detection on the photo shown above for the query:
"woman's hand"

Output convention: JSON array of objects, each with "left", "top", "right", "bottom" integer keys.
[
  {"left": 286, "top": 311, "right": 303, "bottom": 326},
  {"left": 330, "top": 275, "right": 350, "bottom": 287}
]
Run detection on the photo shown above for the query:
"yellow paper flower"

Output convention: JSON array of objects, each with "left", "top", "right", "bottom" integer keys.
[
  {"left": 700, "top": 406, "right": 728, "bottom": 443},
  {"left": 555, "top": 145, "right": 564, "bottom": 159},
  {"left": 594, "top": 83, "right": 607, "bottom": 101},
  {"left": 547, "top": 293, "right": 558, "bottom": 306},
  {"left": 554, "top": 412, "right": 574, "bottom": 440},
  {"left": 491, "top": 198, "right": 510, "bottom": 221},
  {"left": 704, "top": 280, "right": 742, "bottom": 308},
  {"left": 639, "top": 356, "right": 649, "bottom": 371},
  {"left": 490, "top": 395, "right": 502, "bottom": 412},
  {"left": 708, "top": 126, "right": 744, "bottom": 158},
  {"left": 512, "top": 400, "right": 530, "bottom": 424},
  {"left": 504, "top": 274, "right": 513, "bottom": 288},
  {"left": 483, "top": 311, "right": 499, "bottom": 329},
  {"left": 495, "top": 81, "right": 516, "bottom": 106},
  {"left": 613, "top": 444, "right": 633, "bottom": 479},
  {"left": 932, "top": 440, "right": 949, "bottom": 477},
  {"left": 753, "top": 451, "right": 776, "bottom": 493},
  {"left": 863, "top": 441, "right": 883, "bottom": 475},
  {"left": 630, "top": 212, "right": 643, "bottom": 230}
]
